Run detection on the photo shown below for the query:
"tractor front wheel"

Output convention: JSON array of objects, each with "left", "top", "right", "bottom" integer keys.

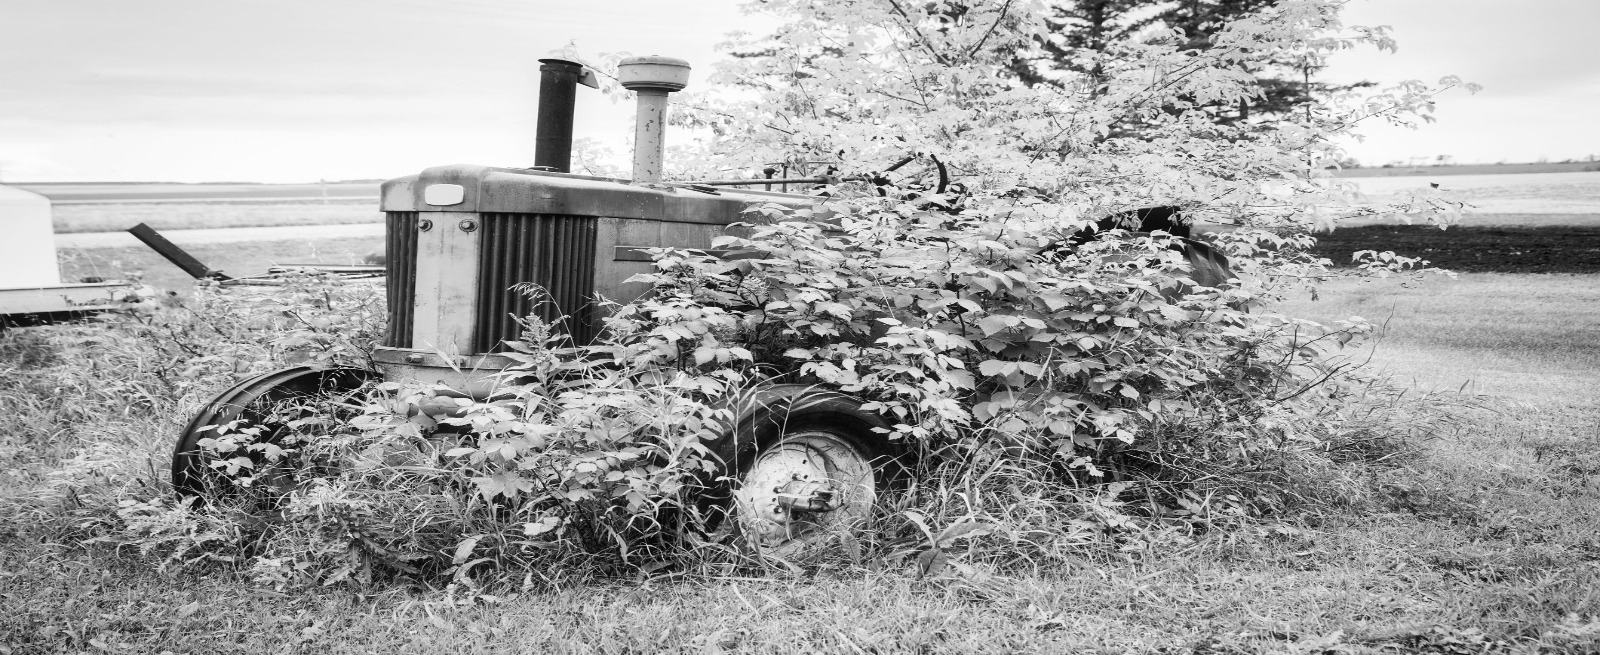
[
  {"left": 171, "top": 365, "right": 375, "bottom": 500},
  {"left": 732, "top": 426, "right": 881, "bottom": 555}
]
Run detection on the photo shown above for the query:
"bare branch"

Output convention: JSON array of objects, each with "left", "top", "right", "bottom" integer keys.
[
  {"left": 966, "top": 0, "right": 1015, "bottom": 60},
  {"left": 886, "top": 0, "right": 952, "bottom": 66}
]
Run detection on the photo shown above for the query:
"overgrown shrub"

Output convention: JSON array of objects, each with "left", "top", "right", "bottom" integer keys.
[{"left": 588, "top": 195, "right": 1408, "bottom": 553}]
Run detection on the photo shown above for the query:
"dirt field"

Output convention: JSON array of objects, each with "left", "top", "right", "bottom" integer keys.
[{"left": 1312, "top": 222, "right": 1600, "bottom": 274}]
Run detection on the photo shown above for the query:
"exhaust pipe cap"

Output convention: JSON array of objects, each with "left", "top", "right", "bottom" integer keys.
[{"left": 617, "top": 55, "right": 691, "bottom": 92}]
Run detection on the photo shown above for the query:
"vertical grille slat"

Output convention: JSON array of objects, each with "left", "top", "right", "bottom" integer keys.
[
  {"left": 551, "top": 218, "right": 567, "bottom": 319},
  {"left": 515, "top": 218, "right": 537, "bottom": 344},
  {"left": 485, "top": 217, "right": 509, "bottom": 351},
  {"left": 473, "top": 213, "right": 597, "bottom": 353},
  {"left": 382, "top": 211, "right": 419, "bottom": 348}
]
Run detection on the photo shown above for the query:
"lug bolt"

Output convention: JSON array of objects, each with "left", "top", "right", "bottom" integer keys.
[
  {"left": 404, "top": 353, "right": 424, "bottom": 364},
  {"left": 458, "top": 218, "right": 478, "bottom": 233},
  {"left": 418, "top": 218, "right": 434, "bottom": 232}
]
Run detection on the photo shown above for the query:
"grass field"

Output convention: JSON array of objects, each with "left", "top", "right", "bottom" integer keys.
[
  {"left": 3, "top": 262, "right": 1598, "bottom": 652},
  {"left": 1280, "top": 274, "right": 1600, "bottom": 406},
  {"left": 51, "top": 200, "right": 381, "bottom": 234}
]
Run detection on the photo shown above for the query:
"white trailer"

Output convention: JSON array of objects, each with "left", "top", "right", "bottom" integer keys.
[{"left": 0, "top": 184, "right": 130, "bottom": 328}]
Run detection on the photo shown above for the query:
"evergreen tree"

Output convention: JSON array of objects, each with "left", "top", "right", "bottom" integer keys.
[{"left": 1013, "top": 0, "right": 1374, "bottom": 127}]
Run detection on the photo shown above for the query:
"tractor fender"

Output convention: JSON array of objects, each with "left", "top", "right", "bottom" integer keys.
[
  {"left": 172, "top": 365, "right": 376, "bottom": 498},
  {"left": 708, "top": 384, "right": 909, "bottom": 483}
]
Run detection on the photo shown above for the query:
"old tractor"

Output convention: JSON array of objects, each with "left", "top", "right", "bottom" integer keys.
[{"left": 171, "top": 56, "right": 898, "bottom": 550}]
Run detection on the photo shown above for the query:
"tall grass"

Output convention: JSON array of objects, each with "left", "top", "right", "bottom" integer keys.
[
  {"left": 0, "top": 274, "right": 381, "bottom": 540},
  {"left": 5, "top": 264, "right": 1600, "bottom": 652},
  {"left": 10, "top": 211, "right": 1441, "bottom": 591}
]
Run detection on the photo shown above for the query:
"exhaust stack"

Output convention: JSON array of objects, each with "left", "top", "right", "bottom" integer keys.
[
  {"left": 534, "top": 58, "right": 595, "bottom": 173},
  {"left": 617, "top": 56, "right": 691, "bottom": 184}
]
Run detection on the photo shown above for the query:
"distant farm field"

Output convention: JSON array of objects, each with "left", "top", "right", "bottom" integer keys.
[
  {"left": 24, "top": 171, "right": 1599, "bottom": 239},
  {"left": 58, "top": 236, "right": 384, "bottom": 291},
  {"left": 16, "top": 181, "right": 384, "bottom": 233},
  {"left": 1342, "top": 171, "right": 1600, "bottom": 216},
  {"left": 1335, "top": 161, "right": 1600, "bottom": 177},
  {"left": 15, "top": 181, "right": 380, "bottom": 203}
]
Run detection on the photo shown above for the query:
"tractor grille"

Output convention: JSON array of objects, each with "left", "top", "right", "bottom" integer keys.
[
  {"left": 382, "top": 211, "right": 419, "bottom": 348},
  {"left": 474, "top": 213, "right": 597, "bottom": 352}
]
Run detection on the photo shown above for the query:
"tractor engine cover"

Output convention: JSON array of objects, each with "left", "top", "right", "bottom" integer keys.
[{"left": 375, "top": 164, "right": 811, "bottom": 396}]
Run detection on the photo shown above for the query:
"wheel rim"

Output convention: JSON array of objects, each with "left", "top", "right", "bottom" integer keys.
[
  {"left": 172, "top": 366, "right": 373, "bottom": 499},
  {"left": 732, "top": 429, "right": 876, "bottom": 554}
]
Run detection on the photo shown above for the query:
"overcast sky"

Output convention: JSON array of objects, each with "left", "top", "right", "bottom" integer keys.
[
  {"left": 1323, "top": 0, "right": 1600, "bottom": 168},
  {"left": 1, "top": 0, "right": 1595, "bottom": 182}
]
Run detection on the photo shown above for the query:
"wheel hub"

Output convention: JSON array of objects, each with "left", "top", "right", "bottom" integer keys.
[{"left": 732, "top": 430, "right": 875, "bottom": 552}]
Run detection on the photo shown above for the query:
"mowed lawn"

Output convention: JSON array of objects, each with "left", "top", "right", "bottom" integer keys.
[
  {"left": 5, "top": 259, "right": 1598, "bottom": 650},
  {"left": 1279, "top": 273, "right": 1600, "bottom": 408}
]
